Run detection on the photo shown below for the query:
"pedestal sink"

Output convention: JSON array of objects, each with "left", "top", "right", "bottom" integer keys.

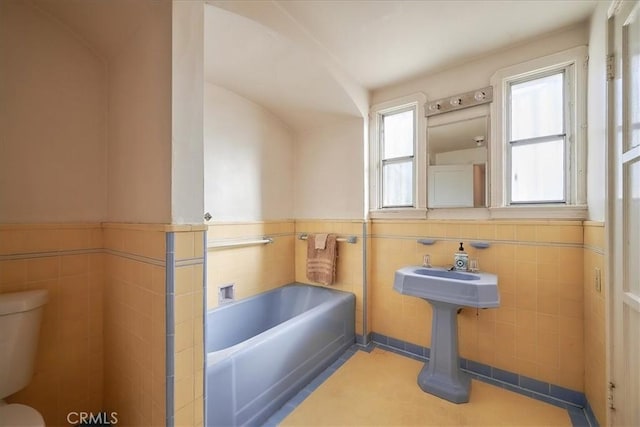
[{"left": 393, "top": 266, "right": 499, "bottom": 403}]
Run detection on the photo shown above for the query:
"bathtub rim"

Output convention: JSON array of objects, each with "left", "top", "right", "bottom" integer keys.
[{"left": 206, "top": 283, "right": 355, "bottom": 364}]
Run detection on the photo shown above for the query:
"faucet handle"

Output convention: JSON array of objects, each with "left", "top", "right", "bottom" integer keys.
[{"left": 422, "top": 254, "right": 432, "bottom": 268}]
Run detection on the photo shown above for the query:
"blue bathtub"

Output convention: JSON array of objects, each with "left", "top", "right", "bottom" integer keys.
[{"left": 205, "top": 283, "right": 355, "bottom": 426}]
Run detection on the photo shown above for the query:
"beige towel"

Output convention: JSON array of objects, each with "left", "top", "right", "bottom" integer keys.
[
  {"left": 315, "top": 233, "right": 328, "bottom": 250},
  {"left": 306, "top": 234, "right": 337, "bottom": 285}
]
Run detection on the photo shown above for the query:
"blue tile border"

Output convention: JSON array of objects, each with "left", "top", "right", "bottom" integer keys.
[
  {"left": 520, "top": 375, "right": 550, "bottom": 395},
  {"left": 165, "top": 232, "right": 176, "bottom": 427},
  {"left": 258, "top": 333, "right": 602, "bottom": 427},
  {"left": 355, "top": 333, "right": 368, "bottom": 346},
  {"left": 568, "top": 406, "right": 590, "bottom": 427},
  {"left": 550, "top": 384, "right": 586, "bottom": 407},
  {"left": 259, "top": 341, "right": 600, "bottom": 427},
  {"left": 261, "top": 344, "right": 360, "bottom": 426},
  {"left": 493, "top": 367, "right": 519, "bottom": 385},
  {"left": 201, "top": 230, "right": 208, "bottom": 427},
  {"left": 583, "top": 398, "right": 600, "bottom": 427},
  {"left": 467, "top": 359, "right": 492, "bottom": 378},
  {"left": 369, "top": 332, "right": 598, "bottom": 427}
]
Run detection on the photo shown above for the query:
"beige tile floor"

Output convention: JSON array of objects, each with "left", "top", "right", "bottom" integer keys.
[{"left": 281, "top": 348, "right": 571, "bottom": 426}]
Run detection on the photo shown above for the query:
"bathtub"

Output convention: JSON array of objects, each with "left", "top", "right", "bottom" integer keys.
[{"left": 205, "top": 283, "right": 355, "bottom": 426}]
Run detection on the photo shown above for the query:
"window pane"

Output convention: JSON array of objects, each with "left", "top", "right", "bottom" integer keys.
[
  {"left": 625, "top": 9, "right": 640, "bottom": 149},
  {"left": 511, "top": 139, "right": 564, "bottom": 202},
  {"left": 383, "top": 109, "right": 414, "bottom": 159},
  {"left": 382, "top": 161, "right": 413, "bottom": 207},
  {"left": 625, "top": 159, "right": 640, "bottom": 295},
  {"left": 510, "top": 73, "right": 564, "bottom": 141}
]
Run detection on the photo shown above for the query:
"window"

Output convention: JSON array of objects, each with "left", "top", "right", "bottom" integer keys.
[
  {"left": 369, "top": 93, "right": 427, "bottom": 217},
  {"left": 490, "top": 46, "right": 587, "bottom": 216},
  {"left": 508, "top": 70, "right": 568, "bottom": 203},
  {"left": 381, "top": 107, "right": 415, "bottom": 207}
]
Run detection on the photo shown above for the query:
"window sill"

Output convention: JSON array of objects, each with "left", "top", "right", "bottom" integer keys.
[
  {"left": 369, "top": 208, "right": 427, "bottom": 220},
  {"left": 369, "top": 205, "right": 588, "bottom": 221}
]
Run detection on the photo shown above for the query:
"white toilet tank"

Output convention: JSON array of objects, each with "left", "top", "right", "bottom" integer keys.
[{"left": 0, "top": 290, "right": 48, "bottom": 400}]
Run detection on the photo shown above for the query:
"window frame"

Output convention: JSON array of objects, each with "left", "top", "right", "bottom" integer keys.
[
  {"left": 369, "top": 93, "right": 427, "bottom": 219},
  {"left": 380, "top": 105, "right": 417, "bottom": 208},
  {"left": 506, "top": 68, "right": 571, "bottom": 204},
  {"left": 490, "top": 46, "right": 588, "bottom": 217}
]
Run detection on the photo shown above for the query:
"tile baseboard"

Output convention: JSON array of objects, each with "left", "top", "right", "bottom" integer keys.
[{"left": 367, "top": 332, "right": 599, "bottom": 427}]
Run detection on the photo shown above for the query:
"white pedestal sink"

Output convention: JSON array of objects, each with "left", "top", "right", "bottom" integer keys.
[{"left": 393, "top": 266, "right": 499, "bottom": 403}]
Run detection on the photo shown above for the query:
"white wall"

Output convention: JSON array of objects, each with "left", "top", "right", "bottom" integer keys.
[
  {"left": 373, "top": 24, "right": 589, "bottom": 105},
  {"left": 0, "top": 0, "right": 107, "bottom": 223},
  {"left": 172, "top": 1, "right": 204, "bottom": 224},
  {"left": 204, "top": 83, "right": 294, "bottom": 221},
  {"left": 294, "top": 118, "right": 365, "bottom": 219},
  {"left": 587, "top": 2, "right": 608, "bottom": 222},
  {"left": 107, "top": 2, "right": 173, "bottom": 223}
]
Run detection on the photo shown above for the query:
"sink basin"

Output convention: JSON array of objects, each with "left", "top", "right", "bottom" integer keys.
[
  {"left": 394, "top": 266, "right": 499, "bottom": 308},
  {"left": 393, "top": 266, "right": 500, "bottom": 404}
]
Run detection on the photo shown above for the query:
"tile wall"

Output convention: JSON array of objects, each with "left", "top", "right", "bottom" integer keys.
[
  {"left": 102, "top": 224, "right": 168, "bottom": 426},
  {"left": 294, "top": 220, "right": 367, "bottom": 337},
  {"left": 205, "top": 220, "right": 366, "bottom": 336},
  {"left": 206, "top": 221, "right": 295, "bottom": 309},
  {"left": 103, "top": 224, "right": 206, "bottom": 427},
  {"left": 1, "top": 220, "right": 606, "bottom": 426},
  {"left": 1, "top": 223, "right": 205, "bottom": 427},
  {"left": 0, "top": 224, "right": 103, "bottom": 426},
  {"left": 370, "top": 220, "right": 585, "bottom": 392},
  {"left": 171, "top": 229, "right": 206, "bottom": 427},
  {"left": 583, "top": 222, "right": 606, "bottom": 425}
]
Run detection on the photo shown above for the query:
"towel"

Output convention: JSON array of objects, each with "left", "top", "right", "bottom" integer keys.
[
  {"left": 315, "top": 233, "right": 328, "bottom": 250},
  {"left": 306, "top": 234, "right": 337, "bottom": 285}
]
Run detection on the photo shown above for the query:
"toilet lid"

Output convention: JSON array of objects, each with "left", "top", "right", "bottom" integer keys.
[{"left": 0, "top": 404, "right": 45, "bottom": 426}]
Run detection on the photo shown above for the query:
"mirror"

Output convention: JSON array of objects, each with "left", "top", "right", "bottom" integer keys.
[{"left": 427, "top": 112, "right": 489, "bottom": 208}]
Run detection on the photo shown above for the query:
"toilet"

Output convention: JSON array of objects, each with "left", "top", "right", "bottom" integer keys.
[{"left": 0, "top": 290, "right": 48, "bottom": 426}]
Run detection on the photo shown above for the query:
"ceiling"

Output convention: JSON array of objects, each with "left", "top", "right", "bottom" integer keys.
[
  {"left": 203, "top": 5, "right": 363, "bottom": 132},
  {"left": 273, "top": 0, "right": 598, "bottom": 90},
  {"left": 207, "top": 0, "right": 597, "bottom": 132},
  {"left": 30, "top": 0, "right": 598, "bottom": 132}
]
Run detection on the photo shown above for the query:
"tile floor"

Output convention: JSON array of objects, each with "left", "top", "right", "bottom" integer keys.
[{"left": 264, "top": 345, "right": 591, "bottom": 426}]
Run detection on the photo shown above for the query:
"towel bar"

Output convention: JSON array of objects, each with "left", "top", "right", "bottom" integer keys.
[
  {"left": 208, "top": 237, "right": 273, "bottom": 250},
  {"left": 298, "top": 233, "right": 357, "bottom": 244}
]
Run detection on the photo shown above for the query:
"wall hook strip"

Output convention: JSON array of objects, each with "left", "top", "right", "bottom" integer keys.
[{"left": 298, "top": 233, "right": 357, "bottom": 244}]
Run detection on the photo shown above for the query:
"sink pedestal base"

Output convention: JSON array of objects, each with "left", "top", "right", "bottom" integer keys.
[{"left": 417, "top": 300, "right": 470, "bottom": 403}]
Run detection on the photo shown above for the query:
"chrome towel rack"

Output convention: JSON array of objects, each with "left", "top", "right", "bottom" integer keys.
[
  {"left": 208, "top": 237, "right": 273, "bottom": 250},
  {"left": 298, "top": 233, "right": 357, "bottom": 244}
]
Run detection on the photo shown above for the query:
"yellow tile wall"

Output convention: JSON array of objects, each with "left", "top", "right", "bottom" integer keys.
[
  {"left": 206, "top": 221, "right": 295, "bottom": 309},
  {"left": 2, "top": 220, "right": 601, "bottom": 425},
  {"left": 173, "top": 230, "right": 205, "bottom": 427},
  {"left": 1, "top": 223, "right": 205, "bottom": 427},
  {"left": 370, "top": 220, "right": 585, "bottom": 392},
  {"left": 0, "top": 224, "right": 103, "bottom": 426},
  {"left": 103, "top": 225, "right": 168, "bottom": 426},
  {"left": 583, "top": 222, "right": 606, "bottom": 425},
  {"left": 294, "top": 220, "right": 366, "bottom": 336}
]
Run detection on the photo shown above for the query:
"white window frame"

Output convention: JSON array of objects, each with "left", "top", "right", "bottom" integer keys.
[
  {"left": 369, "top": 93, "right": 427, "bottom": 219},
  {"left": 490, "top": 46, "right": 588, "bottom": 219},
  {"left": 506, "top": 68, "right": 570, "bottom": 204}
]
